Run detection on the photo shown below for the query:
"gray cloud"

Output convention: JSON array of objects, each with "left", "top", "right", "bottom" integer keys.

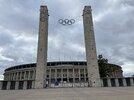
[{"left": 0, "top": 0, "right": 134, "bottom": 77}]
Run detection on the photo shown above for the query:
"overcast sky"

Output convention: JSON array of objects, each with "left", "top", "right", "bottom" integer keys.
[{"left": 0, "top": 0, "right": 134, "bottom": 78}]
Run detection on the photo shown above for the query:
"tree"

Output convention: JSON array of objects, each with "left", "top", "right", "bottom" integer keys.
[{"left": 98, "top": 55, "right": 118, "bottom": 78}]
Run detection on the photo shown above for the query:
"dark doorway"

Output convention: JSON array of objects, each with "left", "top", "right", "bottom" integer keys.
[
  {"left": 2, "top": 81, "right": 7, "bottom": 90},
  {"left": 75, "top": 78, "right": 79, "bottom": 83},
  {"left": 111, "top": 79, "right": 116, "bottom": 87},
  {"left": 10, "top": 81, "right": 16, "bottom": 90},
  {"left": 27, "top": 81, "right": 32, "bottom": 89},
  {"left": 118, "top": 79, "right": 123, "bottom": 86},
  {"left": 63, "top": 78, "right": 67, "bottom": 82},
  {"left": 126, "top": 78, "right": 131, "bottom": 86},
  {"left": 69, "top": 78, "right": 73, "bottom": 83},
  {"left": 57, "top": 78, "right": 61, "bottom": 83},
  {"left": 103, "top": 79, "right": 108, "bottom": 87},
  {"left": 18, "top": 81, "right": 24, "bottom": 89}
]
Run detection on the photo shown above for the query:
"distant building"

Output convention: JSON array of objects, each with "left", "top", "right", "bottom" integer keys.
[{"left": 4, "top": 62, "right": 123, "bottom": 84}]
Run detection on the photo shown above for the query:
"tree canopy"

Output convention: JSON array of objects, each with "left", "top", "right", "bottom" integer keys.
[{"left": 98, "top": 55, "right": 120, "bottom": 78}]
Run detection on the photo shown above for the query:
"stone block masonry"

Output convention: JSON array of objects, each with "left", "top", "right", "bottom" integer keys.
[
  {"left": 83, "top": 6, "right": 101, "bottom": 87},
  {"left": 35, "top": 5, "right": 49, "bottom": 89}
]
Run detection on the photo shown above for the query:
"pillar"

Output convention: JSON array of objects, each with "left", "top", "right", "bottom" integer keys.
[
  {"left": 107, "top": 79, "right": 111, "bottom": 87},
  {"left": 35, "top": 5, "right": 49, "bottom": 89},
  {"left": 49, "top": 69, "right": 51, "bottom": 87},
  {"left": 123, "top": 78, "right": 127, "bottom": 86},
  {"left": 20, "top": 72, "right": 22, "bottom": 80},
  {"left": 0, "top": 81, "right": 2, "bottom": 90},
  {"left": 24, "top": 71, "right": 26, "bottom": 80},
  {"left": 32, "top": 71, "right": 35, "bottom": 80},
  {"left": 130, "top": 78, "right": 134, "bottom": 86},
  {"left": 13, "top": 72, "right": 15, "bottom": 80},
  {"left": 84, "top": 68, "right": 86, "bottom": 82},
  {"left": 15, "top": 81, "right": 19, "bottom": 90},
  {"left": 115, "top": 78, "right": 119, "bottom": 87},
  {"left": 73, "top": 68, "right": 75, "bottom": 83},
  {"left": 79, "top": 69, "right": 81, "bottom": 81},
  {"left": 7, "top": 81, "right": 11, "bottom": 90},
  {"left": 18, "top": 72, "right": 20, "bottom": 80},
  {"left": 16, "top": 72, "right": 19, "bottom": 80},
  {"left": 61, "top": 69, "right": 63, "bottom": 82},
  {"left": 12, "top": 73, "right": 14, "bottom": 80},
  {"left": 67, "top": 69, "right": 69, "bottom": 82},
  {"left": 32, "top": 81, "right": 35, "bottom": 89},
  {"left": 100, "top": 79, "right": 103, "bottom": 87},
  {"left": 83, "top": 6, "right": 101, "bottom": 87},
  {"left": 55, "top": 69, "right": 57, "bottom": 81},
  {"left": 28, "top": 71, "right": 30, "bottom": 80},
  {"left": 8, "top": 73, "right": 11, "bottom": 81},
  {"left": 34, "top": 70, "right": 36, "bottom": 80},
  {"left": 23, "top": 81, "right": 27, "bottom": 90}
]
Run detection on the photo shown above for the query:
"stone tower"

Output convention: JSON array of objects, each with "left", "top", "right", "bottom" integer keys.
[
  {"left": 83, "top": 6, "right": 101, "bottom": 87},
  {"left": 35, "top": 5, "right": 49, "bottom": 89}
]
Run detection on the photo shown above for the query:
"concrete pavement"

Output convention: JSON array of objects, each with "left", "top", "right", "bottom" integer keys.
[{"left": 0, "top": 87, "right": 134, "bottom": 100}]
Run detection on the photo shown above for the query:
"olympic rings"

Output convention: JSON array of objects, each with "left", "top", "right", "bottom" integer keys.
[{"left": 58, "top": 19, "right": 75, "bottom": 25}]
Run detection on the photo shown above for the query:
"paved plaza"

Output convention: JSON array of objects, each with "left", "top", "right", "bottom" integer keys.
[{"left": 0, "top": 87, "right": 134, "bottom": 100}]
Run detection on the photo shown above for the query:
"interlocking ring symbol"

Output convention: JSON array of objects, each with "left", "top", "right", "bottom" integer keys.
[{"left": 58, "top": 19, "right": 75, "bottom": 25}]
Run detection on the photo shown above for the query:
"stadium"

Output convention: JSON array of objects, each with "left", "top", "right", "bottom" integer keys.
[
  {"left": 0, "top": 5, "right": 134, "bottom": 90},
  {"left": 3, "top": 61, "right": 123, "bottom": 89}
]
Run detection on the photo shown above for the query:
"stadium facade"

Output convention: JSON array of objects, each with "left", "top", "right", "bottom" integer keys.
[{"left": 3, "top": 61, "right": 123, "bottom": 88}]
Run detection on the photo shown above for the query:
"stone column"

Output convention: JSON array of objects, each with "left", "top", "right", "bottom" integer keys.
[
  {"left": 55, "top": 69, "right": 57, "bottom": 81},
  {"left": 34, "top": 70, "right": 36, "bottom": 80},
  {"left": 13, "top": 72, "right": 15, "bottom": 80},
  {"left": 12, "top": 73, "right": 14, "bottom": 80},
  {"left": 32, "top": 71, "right": 35, "bottom": 80},
  {"left": 7, "top": 81, "right": 11, "bottom": 90},
  {"left": 10, "top": 73, "right": 12, "bottom": 80},
  {"left": 16, "top": 72, "right": 19, "bottom": 80},
  {"left": 28, "top": 71, "right": 30, "bottom": 80},
  {"left": 107, "top": 79, "right": 111, "bottom": 87},
  {"left": 123, "top": 78, "right": 127, "bottom": 86},
  {"left": 49, "top": 69, "right": 51, "bottom": 87},
  {"left": 32, "top": 81, "right": 35, "bottom": 89},
  {"left": 73, "top": 68, "right": 75, "bottom": 83},
  {"left": 15, "top": 81, "right": 19, "bottom": 90},
  {"left": 83, "top": 6, "right": 101, "bottom": 87},
  {"left": 20, "top": 72, "right": 22, "bottom": 80},
  {"left": 0, "top": 81, "right": 2, "bottom": 90},
  {"left": 84, "top": 68, "right": 86, "bottom": 82},
  {"left": 79, "top": 69, "right": 81, "bottom": 81},
  {"left": 61, "top": 68, "right": 63, "bottom": 82},
  {"left": 115, "top": 78, "right": 119, "bottom": 87},
  {"left": 67, "top": 69, "right": 69, "bottom": 82},
  {"left": 23, "top": 81, "right": 27, "bottom": 90},
  {"left": 8, "top": 73, "right": 11, "bottom": 80},
  {"left": 24, "top": 71, "right": 26, "bottom": 80},
  {"left": 18, "top": 72, "right": 20, "bottom": 80},
  {"left": 100, "top": 79, "right": 103, "bottom": 87},
  {"left": 130, "top": 78, "right": 134, "bottom": 86},
  {"left": 8, "top": 74, "right": 10, "bottom": 80},
  {"left": 35, "top": 5, "right": 49, "bottom": 89},
  {"left": 13, "top": 73, "right": 16, "bottom": 80}
]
